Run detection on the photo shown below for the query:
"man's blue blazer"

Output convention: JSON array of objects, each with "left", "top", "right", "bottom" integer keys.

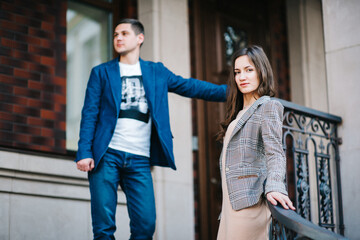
[{"left": 75, "top": 57, "right": 227, "bottom": 170}]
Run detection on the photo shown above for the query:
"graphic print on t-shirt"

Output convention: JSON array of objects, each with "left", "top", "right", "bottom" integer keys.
[{"left": 119, "top": 75, "right": 150, "bottom": 123}]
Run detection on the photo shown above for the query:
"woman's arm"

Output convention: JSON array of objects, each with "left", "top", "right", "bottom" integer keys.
[{"left": 261, "top": 100, "right": 295, "bottom": 210}]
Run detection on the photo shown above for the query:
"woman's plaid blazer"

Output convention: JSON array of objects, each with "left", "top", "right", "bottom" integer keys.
[{"left": 220, "top": 96, "right": 288, "bottom": 211}]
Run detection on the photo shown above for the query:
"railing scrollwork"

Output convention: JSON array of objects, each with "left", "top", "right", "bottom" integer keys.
[{"left": 269, "top": 98, "right": 346, "bottom": 239}]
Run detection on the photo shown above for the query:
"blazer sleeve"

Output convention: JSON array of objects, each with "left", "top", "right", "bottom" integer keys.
[
  {"left": 158, "top": 62, "right": 227, "bottom": 102},
  {"left": 261, "top": 100, "right": 288, "bottom": 196},
  {"left": 75, "top": 67, "right": 102, "bottom": 162}
]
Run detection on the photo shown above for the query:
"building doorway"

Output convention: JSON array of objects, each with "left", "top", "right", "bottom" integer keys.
[{"left": 189, "top": 0, "right": 290, "bottom": 239}]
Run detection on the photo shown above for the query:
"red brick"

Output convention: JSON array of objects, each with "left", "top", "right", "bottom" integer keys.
[
  {"left": 13, "top": 105, "right": 40, "bottom": 117},
  {"left": 29, "top": 63, "right": 54, "bottom": 75},
  {"left": 13, "top": 133, "right": 30, "bottom": 144},
  {"left": 56, "top": 121, "right": 66, "bottom": 131},
  {"left": 41, "top": 22, "right": 54, "bottom": 31},
  {"left": 55, "top": 139, "right": 66, "bottom": 148},
  {"left": 41, "top": 109, "right": 57, "bottom": 120},
  {"left": 14, "top": 86, "right": 41, "bottom": 98},
  {"left": 61, "top": 52, "right": 66, "bottom": 61},
  {"left": 0, "top": 75, "right": 13, "bottom": 84},
  {"left": 14, "top": 124, "right": 41, "bottom": 135},
  {"left": 53, "top": 76, "right": 66, "bottom": 85},
  {"left": 28, "top": 45, "right": 54, "bottom": 57},
  {"left": 0, "top": 102, "right": 13, "bottom": 112},
  {"left": 27, "top": 98, "right": 54, "bottom": 110},
  {"left": 29, "top": 27, "right": 55, "bottom": 40},
  {"left": 27, "top": 116, "right": 54, "bottom": 128},
  {"left": 28, "top": 80, "right": 43, "bottom": 90},
  {"left": 27, "top": 145, "right": 42, "bottom": 151},
  {"left": 14, "top": 69, "right": 41, "bottom": 81},
  {"left": 30, "top": 135, "right": 54, "bottom": 146},
  {"left": 13, "top": 50, "right": 42, "bottom": 63},
  {"left": 54, "top": 103, "right": 61, "bottom": 112},
  {"left": 0, "top": 74, "right": 28, "bottom": 87},
  {"left": 0, "top": 112, "right": 27, "bottom": 123},
  {"left": 53, "top": 93, "right": 66, "bottom": 105},
  {"left": 2, "top": 0, "right": 68, "bottom": 155},
  {"left": 0, "top": 19, "right": 28, "bottom": 34},
  {"left": 60, "top": 35, "right": 66, "bottom": 44},
  {"left": 28, "top": 80, "right": 56, "bottom": 92},
  {"left": 27, "top": 117, "right": 42, "bottom": 126},
  {"left": 0, "top": 93, "right": 28, "bottom": 105},
  {"left": 15, "top": 15, "right": 41, "bottom": 28},
  {"left": 14, "top": 33, "right": 42, "bottom": 46},
  {"left": 40, "top": 145, "right": 54, "bottom": 152},
  {"left": 27, "top": 98, "right": 41, "bottom": 108},
  {"left": 41, "top": 128, "right": 54, "bottom": 137},
  {"left": 40, "top": 39, "right": 54, "bottom": 49},
  {"left": 1, "top": 38, "right": 27, "bottom": 51},
  {"left": 0, "top": 56, "right": 29, "bottom": 69},
  {"left": 41, "top": 56, "right": 56, "bottom": 66},
  {"left": 54, "top": 85, "right": 66, "bottom": 95}
]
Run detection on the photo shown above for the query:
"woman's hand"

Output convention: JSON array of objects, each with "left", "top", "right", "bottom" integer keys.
[{"left": 266, "top": 192, "right": 296, "bottom": 210}]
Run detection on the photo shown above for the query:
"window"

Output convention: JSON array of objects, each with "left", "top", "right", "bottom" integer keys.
[
  {"left": 66, "top": 1, "right": 112, "bottom": 150},
  {"left": 223, "top": 26, "right": 247, "bottom": 66}
]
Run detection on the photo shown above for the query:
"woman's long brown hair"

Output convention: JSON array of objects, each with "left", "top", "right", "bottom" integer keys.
[{"left": 217, "top": 45, "right": 276, "bottom": 141}]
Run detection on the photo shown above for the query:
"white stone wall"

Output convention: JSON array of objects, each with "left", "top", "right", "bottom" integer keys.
[
  {"left": 138, "top": 0, "right": 195, "bottom": 239},
  {"left": 0, "top": 150, "right": 130, "bottom": 240},
  {"left": 322, "top": 0, "right": 360, "bottom": 239},
  {"left": 286, "top": 0, "right": 328, "bottom": 112}
]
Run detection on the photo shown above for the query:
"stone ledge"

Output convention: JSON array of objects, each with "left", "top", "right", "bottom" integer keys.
[{"left": 0, "top": 150, "right": 126, "bottom": 204}]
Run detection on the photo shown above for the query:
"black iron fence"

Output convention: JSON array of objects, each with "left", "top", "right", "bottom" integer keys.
[
  {"left": 270, "top": 98, "right": 345, "bottom": 239},
  {"left": 268, "top": 201, "right": 347, "bottom": 240}
]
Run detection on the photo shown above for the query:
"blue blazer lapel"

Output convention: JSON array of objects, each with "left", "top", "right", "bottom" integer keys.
[
  {"left": 140, "top": 59, "right": 155, "bottom": 112},
  {"left": 229, "top": 96, "right": 270, "bottom": 140},
  {"left": 106, "top": 57, "right": 122, "bottom": 114}
]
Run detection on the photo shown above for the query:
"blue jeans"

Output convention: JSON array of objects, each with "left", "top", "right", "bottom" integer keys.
[{"left": 88, "top": 148, "right": 156, "bottom": 240}]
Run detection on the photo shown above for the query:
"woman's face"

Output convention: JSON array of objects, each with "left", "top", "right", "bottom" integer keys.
[{"left": 234, "top": 55, "right": 260, "bottom": 98}]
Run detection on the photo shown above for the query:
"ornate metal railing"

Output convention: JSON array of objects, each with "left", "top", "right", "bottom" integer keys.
[
  {"left": 268, "top": 201, "right": 348, "bottom": 240},
  {"left": 272, "top": 98, "right": 345, "bottom": 238}
]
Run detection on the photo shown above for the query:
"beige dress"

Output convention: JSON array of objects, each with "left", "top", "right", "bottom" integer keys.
[{"left": 217, "top": 108, "right": 271, "bottom": 240}]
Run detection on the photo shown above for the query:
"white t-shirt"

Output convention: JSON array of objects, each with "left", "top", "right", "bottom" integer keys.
[{"left": 108, "top": 61, "right": 152, "bottom": 157}]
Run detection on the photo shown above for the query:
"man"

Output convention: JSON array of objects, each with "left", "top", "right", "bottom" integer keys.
[{"left": 75, "top": 18, "right": 226, "bottom": 240}]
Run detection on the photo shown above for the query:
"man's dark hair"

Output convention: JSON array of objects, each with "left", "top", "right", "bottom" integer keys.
[{"left": 117, "top": 18, "right": 145, "bottom": 36}]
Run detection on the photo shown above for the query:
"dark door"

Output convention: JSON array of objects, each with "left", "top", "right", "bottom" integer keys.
[{"left": 190, "top": 0, "right": 290, "bottom": 239}]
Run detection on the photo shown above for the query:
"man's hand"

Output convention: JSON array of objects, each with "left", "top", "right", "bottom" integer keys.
[
  {"left": 266, "top": 191, "right": 296, "bottom": 210},
  {"left": 76, "top": 158, "right": 95, "bottom": 172}
]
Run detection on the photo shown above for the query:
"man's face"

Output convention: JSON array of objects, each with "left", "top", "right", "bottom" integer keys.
[{"left": 113, "top": 23, "right": 144, "bottom": 55}]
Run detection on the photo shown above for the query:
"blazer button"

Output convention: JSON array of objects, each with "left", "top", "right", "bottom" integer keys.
[{"left": 225, "top": 167, "right": 229, "bottom": 172}]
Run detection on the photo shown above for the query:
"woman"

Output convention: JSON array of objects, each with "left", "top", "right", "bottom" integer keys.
[{"left": 217, "top": 45, "right": 295, "bottom": 240}]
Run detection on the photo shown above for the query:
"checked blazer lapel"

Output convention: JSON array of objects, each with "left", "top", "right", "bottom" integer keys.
[
  {"left": 106, "top": 57, "right": 122, "bottom": 115},
  {"left": 228, "top": 96, "right": 270, "bottom": 140}
]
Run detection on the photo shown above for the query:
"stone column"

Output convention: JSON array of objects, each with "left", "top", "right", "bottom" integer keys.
[{"left": 138, "top": 1, "right": 195, "bottom": 239}]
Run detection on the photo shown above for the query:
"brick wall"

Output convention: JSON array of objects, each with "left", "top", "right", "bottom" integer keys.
[{"left": 0, "top": 0, "right": 67, "bottom": 154}]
